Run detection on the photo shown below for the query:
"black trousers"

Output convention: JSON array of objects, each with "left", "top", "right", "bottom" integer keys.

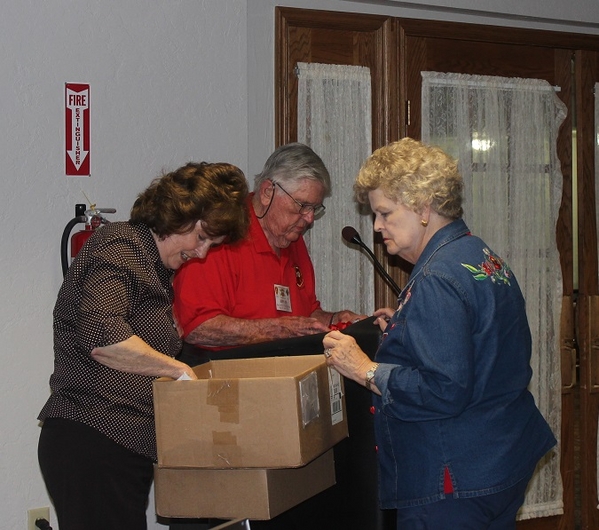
[{"left": 38, "top": 418, "right": 154, "bottom": 530}]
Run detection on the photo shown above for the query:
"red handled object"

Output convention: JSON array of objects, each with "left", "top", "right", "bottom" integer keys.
[
  {"left": 329, "top": 321, "right": 352, "bottom": 331},
  {"left": 61, "top": 203, "right": 116, "bottom": 277},
  {"left": 70, "top": 213, "right": 104, "bottom": 258}
]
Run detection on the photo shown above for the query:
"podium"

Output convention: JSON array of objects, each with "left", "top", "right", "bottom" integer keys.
[{"left": 175, "top": 317, "right": 395, "bottom": 530}]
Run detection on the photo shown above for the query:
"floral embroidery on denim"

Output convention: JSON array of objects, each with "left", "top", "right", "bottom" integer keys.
[
  {"left": 462, "top": 248, "right": 512, "bottom": 285},
  {"left": 396, "top": 285, "right": 412, "bottom": 314}
]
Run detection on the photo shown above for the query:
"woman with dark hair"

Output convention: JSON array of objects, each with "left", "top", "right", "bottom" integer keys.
[
  {"left": 38, "top": 162, "right": 249, "bottom": 530},
  {"left": 323, "top": 138, "right": 556, "bottom": 530}
]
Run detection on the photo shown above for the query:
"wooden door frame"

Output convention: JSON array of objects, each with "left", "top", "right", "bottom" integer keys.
[{"left": 575, "top": 48, "right": 599, "bottom": 530}]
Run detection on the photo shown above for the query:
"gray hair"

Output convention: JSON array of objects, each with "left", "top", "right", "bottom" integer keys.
[{"left": 253, "top": 143, "right": 331, "bottom": 195}]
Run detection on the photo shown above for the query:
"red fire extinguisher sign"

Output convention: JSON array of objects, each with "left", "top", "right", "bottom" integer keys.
[{"left": 65, "top": 83, "right": 90, "bottom": 176}]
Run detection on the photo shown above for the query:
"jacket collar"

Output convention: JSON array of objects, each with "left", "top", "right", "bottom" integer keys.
[{"left": 410, "top": 218, "right": 470, "bottom": 279}]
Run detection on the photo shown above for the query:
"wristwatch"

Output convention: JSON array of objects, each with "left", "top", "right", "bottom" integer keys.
[{"left": 365, "top": 364, "right": 379, "bottom": 390}]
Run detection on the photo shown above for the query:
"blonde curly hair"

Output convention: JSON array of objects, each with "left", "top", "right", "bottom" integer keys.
[{"left": 354, "top": 137, "right": 463, "bottom": 219}]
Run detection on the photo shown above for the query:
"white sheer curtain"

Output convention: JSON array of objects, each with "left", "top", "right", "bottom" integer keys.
[
  {"left": 422, "top": 72, "right": 566, "bottom": 520},
  {"left": 296, "top": 62, "right": 374, "bottom": 315}
]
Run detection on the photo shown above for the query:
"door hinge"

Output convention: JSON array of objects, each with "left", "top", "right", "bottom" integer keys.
[
  {"left": 589, "top": 295, "right": 599, "bottom": 391},
  {"left": 561, "top": 295, "right": 577, "bottom": 391}
]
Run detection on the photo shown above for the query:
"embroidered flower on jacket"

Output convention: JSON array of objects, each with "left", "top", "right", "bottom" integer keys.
[
  {"left": 461, "top": 248, "right": 512, "bottom": 285},
  {"left": 396, "top": 286, "right": 412, "bottom": 313}
]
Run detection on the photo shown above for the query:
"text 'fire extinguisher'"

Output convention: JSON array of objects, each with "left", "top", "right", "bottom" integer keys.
[{"left": 61, "top": 203, "right": 116, "bottom": 277}]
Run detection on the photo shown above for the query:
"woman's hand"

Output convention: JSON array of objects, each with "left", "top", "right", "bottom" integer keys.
[
  {"left": 330, "top": 310, "right": 369, "bottom": 326},
  {"left": 322, "top": 330, "right": 374, "bottom": 389},
  {"left": 373, "top": 307, "right": 394, "bottom": 331}
]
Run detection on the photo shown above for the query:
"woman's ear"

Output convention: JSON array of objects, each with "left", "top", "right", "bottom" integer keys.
[{"left": 420, "top": 204, "right": 432, "bottom": 225}]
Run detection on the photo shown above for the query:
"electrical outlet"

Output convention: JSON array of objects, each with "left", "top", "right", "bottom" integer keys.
[{"left": 27, "top": 507, "right": 50, "bottom": 530}]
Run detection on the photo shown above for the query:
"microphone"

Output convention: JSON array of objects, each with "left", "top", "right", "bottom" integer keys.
[{"left": 342, "top": 226, "right": 401, "bottom": 296}]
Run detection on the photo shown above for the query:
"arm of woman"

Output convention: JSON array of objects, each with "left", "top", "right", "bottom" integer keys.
[
  {"left": 73, "top": 230, "right": 187, "bottom": 378},
  {"left": 376, "top": 274, "right": 474, "bottom": 420},
  {"left": 91, "top": 336, "right": 197, "bottom": 380}
]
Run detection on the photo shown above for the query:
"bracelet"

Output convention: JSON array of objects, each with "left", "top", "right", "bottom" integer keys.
[{"left": 328, "top": 312, "right": 337, "bottom": 327}]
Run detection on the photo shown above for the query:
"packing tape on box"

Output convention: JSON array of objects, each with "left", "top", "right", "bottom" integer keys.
[
  {"left": 207, "top": 378, "right": 240, "bottom": 424},
  {"left": 207, "top": 378, "right": 242, "bottom": 467}
]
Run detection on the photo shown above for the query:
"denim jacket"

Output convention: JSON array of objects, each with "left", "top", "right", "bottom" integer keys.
[{"left": 372, "top": 218, "right": 556, "bottom": 509}]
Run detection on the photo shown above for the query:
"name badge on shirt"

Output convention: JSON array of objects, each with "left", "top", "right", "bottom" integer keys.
[{"left": 274, "top": 284, "right": 292, "bottom": 312}]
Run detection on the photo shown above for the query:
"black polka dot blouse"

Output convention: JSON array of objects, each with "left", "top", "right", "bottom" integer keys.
[{"left": 38, "top": 221, "right": 182, "bottom": 462}]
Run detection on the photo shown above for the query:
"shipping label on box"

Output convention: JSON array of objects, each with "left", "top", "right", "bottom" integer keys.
[
  {"left": 153, "top": 355, "right": 348, "bottom": 469},
  {"left": 327, "top": 367, "right": 344, "bottom": 426}
]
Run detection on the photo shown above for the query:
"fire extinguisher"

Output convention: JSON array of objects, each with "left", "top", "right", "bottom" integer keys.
[{"left": 61, "top": 203, "right": 116, "bottom": 277}]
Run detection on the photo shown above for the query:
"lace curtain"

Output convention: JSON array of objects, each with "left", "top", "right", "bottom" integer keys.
[
  {"left": 297, "top": 62, "right": 374, "bottom": 315},
  {"left": 422, "top": 72, "right": 566, "bottom": 520}
]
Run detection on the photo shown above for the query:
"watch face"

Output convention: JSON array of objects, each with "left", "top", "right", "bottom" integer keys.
[{"left": 366, "top": 365, "right": 378, "bottom": 387}]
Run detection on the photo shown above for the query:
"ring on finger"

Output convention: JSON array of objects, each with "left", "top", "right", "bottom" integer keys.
[{"left": 324, "top": 348, "right": 332, "bottom": 358}]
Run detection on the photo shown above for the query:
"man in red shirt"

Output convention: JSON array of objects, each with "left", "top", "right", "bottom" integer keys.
[{"left": 173, "top": 143, "right": 365, "bottom": 358}]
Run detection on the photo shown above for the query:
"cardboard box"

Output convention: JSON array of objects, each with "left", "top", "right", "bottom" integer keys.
[
  {"left": 154, "top": 449, "right": 336, "bottom": 520},
  {"left": 153, "top": 355, "right": 348, "bottom": 468}
]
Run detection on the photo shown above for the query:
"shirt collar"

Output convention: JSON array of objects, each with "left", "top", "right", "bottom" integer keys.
[
  {"left": 248, "top": 193, "right": 290, "bottom": 257},
  {"left": 411, "top": 218, "right": 470, "bottom": 277},
  {"left": 129, "top": 221, "right": 170, "bottom": 274}
]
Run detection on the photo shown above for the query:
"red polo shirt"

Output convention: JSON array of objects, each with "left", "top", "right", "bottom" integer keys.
[{"left": 173, "top": 197, "right": 322, "bottom": 340}]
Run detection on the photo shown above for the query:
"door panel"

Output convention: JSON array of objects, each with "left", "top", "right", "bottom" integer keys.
[
  {"left": 276, "top": 7, "right": 599, "bottom": 529},
  {"left": 401, "top": 21, "right": 575, "bottom": 530},
  {"left": 276, "top": 7, "right": 405, "bottom": 308}
]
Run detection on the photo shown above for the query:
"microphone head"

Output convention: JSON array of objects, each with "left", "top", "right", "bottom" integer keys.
[{"left": 342, "top": 226, "right": 362, "bottom": 245}]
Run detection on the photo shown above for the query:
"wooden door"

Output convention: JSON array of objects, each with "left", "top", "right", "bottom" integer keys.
[
  {"left": 275, "top": 7, "right": 599, "bottom": 529},
  {"left": 399, "top": 21, "right": 599, "bottom": 529},
  {"left": 400, "top": 19, "right": 576, "bottom": 530},
  {"left": 276, "top": 7, "right": 406, "bottom": 309}
]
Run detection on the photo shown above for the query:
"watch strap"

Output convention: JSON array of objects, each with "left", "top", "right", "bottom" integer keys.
[{"left": 365, "top": 363, "right": 379, "bottom": 389}]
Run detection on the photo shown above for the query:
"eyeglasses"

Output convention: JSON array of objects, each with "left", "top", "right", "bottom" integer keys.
[{"left": 274, "top": 182, "right": 326, "bottom": 218}]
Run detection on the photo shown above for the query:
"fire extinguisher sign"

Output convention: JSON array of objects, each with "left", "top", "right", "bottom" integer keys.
[{"left": 65, "top": 83, "right": 90, "bottom": 176}]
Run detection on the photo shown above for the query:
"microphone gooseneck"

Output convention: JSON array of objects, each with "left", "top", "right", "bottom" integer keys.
[{"left": 342, "top": 225, "right": 402, "bottom": 296}]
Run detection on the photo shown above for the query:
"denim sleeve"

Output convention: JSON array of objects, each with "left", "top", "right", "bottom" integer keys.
[{"left": 375, "top": 271, "right": 475, "bottom": 421}]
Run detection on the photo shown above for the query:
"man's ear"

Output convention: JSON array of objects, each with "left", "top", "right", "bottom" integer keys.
[{"left": 259, "top": 180, "right": 275, "bottom": 205}]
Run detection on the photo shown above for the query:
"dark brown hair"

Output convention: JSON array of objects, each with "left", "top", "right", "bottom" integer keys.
[{"left": 130, "top": 162, "right": 249, "bottom": 242}]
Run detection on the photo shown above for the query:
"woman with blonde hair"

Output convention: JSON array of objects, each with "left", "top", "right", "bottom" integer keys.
[{"left": 323, "top": 138, "right": 556, "bottom": 529}]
